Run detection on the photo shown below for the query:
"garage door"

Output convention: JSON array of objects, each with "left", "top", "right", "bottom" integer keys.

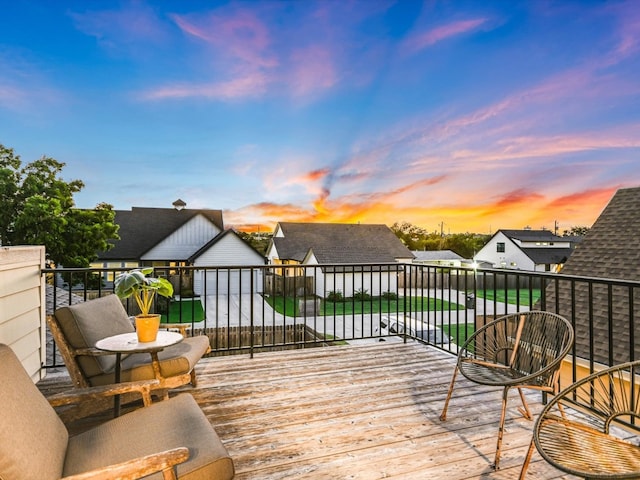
[{"left": 197, "top": 268, "right": 262, "bottom": 296}]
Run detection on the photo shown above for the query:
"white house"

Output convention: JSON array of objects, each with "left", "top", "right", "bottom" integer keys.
[
  {"left": 266, "top": 222, "right": 414, "bottom": 298},
  {"left": 412, "top": 250, "right": 467, "bottom": 267},
  {"left": 94, "top": 200, "right": 264, "bottom": 295},
  {"left": 189, "top": 230, "right": 265, "bottom": 296},
  {"left": 474, "top": 229, "right": 576, "bottom": 272}
]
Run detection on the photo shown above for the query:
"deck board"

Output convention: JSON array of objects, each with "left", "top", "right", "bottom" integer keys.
[{"left": 38, "top": 341, "right": 578, "bottom": 479}]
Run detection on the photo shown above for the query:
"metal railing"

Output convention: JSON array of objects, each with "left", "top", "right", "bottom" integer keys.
[{"left": 43, "top": 263, "right": 640, "bottom": 382}]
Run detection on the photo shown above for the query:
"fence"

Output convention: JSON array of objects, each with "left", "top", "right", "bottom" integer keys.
[{"left": 42, "top": 263, "right": 640, "bottom": 381}]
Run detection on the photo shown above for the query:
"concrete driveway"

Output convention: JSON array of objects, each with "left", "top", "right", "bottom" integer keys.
[{"left": 203, "top": 294, "right": 283, "bottom": 327}]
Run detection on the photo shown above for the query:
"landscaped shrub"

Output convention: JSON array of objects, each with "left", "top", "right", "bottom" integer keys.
[
  {"left": 381, "top": 291, "right": 398, "bottom": 300},
  {"left": 353, "top": 288, "right": 371, "bottom": 301},
  {"left": 326, "top": 290, "right": 344, "bottom": 302}
]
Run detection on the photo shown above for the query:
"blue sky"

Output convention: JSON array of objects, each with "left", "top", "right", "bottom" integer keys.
[{"left": 2, "top": 0, "right": 639, "bottom": 233}]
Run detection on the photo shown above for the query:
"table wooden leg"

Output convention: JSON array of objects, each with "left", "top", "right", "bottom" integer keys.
[{"left": 114, "top": 352, "right": 122, "bottom": 417}]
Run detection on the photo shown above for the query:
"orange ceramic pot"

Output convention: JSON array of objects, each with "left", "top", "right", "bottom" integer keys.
[{"left": 135, "top": 314, "right": 161, "bottom": 342}]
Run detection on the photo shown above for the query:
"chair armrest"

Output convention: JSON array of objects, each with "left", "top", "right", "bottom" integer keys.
[
  {"left": 159, "top": 323, "right": 189, "bottom": 337},
  {"left": 47, "top": 379, "right": 159, "bottom": 408},
  {"left": 61, "top": 446, "right": 189, "bottom": 480},
  {"left": 74, "top": 347, "right": 116, "bottom": 357}
]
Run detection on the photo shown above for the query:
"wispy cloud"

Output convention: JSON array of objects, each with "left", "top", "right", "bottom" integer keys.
[
  {"left": 142, "top": 73, "right": 268, "bottom": 100},
  {"left": 170, "top": 9, "right": 277, "bottom": 69},
  {"left": 69, "top": 2, "right": 168, "bottom": 53},
  {"left": 0, "top": 52, "right": 63, "bottom": 112},
  {"left": 402, "top": 18, "right": 488, "bottom": 54}
]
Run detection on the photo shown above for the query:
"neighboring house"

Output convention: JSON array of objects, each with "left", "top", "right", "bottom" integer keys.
[
  {"left": 189, "top": 229, "right": 265, "bottom": 295},
  {"left": 266, "top": 222, "right": 414, "bottom": 298},
  {"left": 474, "top": 229, "right": 576, "bottom": 272},
  {"left": 544, "top": 186, "right": 640, "bottom": 365},
  {"left": 412, "top": 250, "right": 467, "bottom": 267},
  {"left": 94, "top": 200, "right": 262, "bottom": 296}
]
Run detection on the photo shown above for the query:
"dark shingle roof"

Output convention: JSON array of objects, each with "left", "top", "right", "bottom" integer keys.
[
  {"left": 412, "top": 250, "right": 465, "bottom": 262},
  {"left": 544, "top": 187, "right": 640, "bottom": 364},
  {"left": 99, "top": 207, "right": 223, "bottom": 260},
  {"left": 273, "top": 222, "right": 414, "bottom": 264},
  {"left": 501, "top": 229, "right": 564, "bottom": 242},
  {"left": 520, "top": 247, "right": 571, "bottom": 265}
]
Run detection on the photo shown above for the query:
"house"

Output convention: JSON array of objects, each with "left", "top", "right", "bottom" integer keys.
[
  {"left": 412, "top": 250, "right": 467, "bottom": 267},
  {"left": 543, "top": 186, "right": 640, "bottom": 365},
  {"left": 94, "top": 200, "right": 263, "bottom": 296},
  {"left": 474, "top": 229, "right": 576, "bottom": 272},
  {"left": 265, "top": 222, "right": 414, "bottom": 298},
  {"left": 188, "top": 229, "right": 265, "bottom": 295}
]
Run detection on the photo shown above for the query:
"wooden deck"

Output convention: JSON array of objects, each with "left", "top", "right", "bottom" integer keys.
[{"left": 39, "top": 341, "right": 578, "bottom": 479}]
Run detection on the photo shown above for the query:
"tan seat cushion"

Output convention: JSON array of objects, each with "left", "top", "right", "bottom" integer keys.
[
  {"left": 0, "top": 344, "right": 69, "bottom": 480},
  {"left": 64, "top": 394, "right": 235, "bottom": 480},
  {"left": 87, "top": 335, "right": 211, "bottom": 386},
  {"left": 54, "top": 295, "right": 135, "bottom": 376}
]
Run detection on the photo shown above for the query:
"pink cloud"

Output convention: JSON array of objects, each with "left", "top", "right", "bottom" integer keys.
[
  {"left": 143, "top": 72, "right": 268, "bottom": 100},
  {"left": 403, "top": 18, "right": 488, "bottom": 54},
  {"left": 171, "top": 10, "right": 277, "bottom": 69},
  {"left": 288, "top": 45, "right": 337, "bottom": 97}
]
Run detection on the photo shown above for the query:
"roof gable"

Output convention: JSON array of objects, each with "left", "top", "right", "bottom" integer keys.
[
  {"left": 189, "top": 229, "right": 264, "bottom": 263},
  {"left": 544, "top": 186, "right": 640, "bottom": 365},
  {"left": 99, "top": 207, "right": 224, "bottom": 260},
  {"left": 560, "top": 187, "right": 640, "bottom": 279},
  {"left": 273, "top": 222, "right": 414, "bottom": 264}
]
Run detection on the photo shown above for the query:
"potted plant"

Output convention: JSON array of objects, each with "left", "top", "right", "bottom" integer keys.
[{"left": 114, "top": 267, "right": 174, "bottom": 342}]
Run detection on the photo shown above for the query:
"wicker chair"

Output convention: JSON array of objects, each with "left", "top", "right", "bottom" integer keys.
[
  {"left": 440, "top": 311, "right": 574, "bottom": 469},
  {"left": 520, "top": 360, "right": 640, "bottom": 479}
]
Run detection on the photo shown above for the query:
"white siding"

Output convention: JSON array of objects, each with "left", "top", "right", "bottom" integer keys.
[
  {"left": 475, "top": 232, "right": 536, "bottom": 270},
  {"left": 321, "top": 271, "right": 397, "bottom": 298},
  {"left": 142, "top": 214, "right": 221, "bottom": 260},
  {"left": 0, "top": 246, "right": 46, "bottom": 381},
  {"left": 193, "top": 233, "right": 264, "bottom": 295}
]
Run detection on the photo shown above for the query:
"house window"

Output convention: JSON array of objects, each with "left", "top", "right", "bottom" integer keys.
[{"left": 497, "top": 242, "right": 505, "bottom": 253}]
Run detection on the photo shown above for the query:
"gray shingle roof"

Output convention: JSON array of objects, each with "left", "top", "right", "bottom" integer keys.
[
  {"left": 501, "top": 229, "right": 564, "bottom": 242},
  {"left": 273, "top": 222, "right": 414, "bottom": 264},
  {"left": 520, "top": 247, "right": 571, "bottom": 265},
  {"left": 544, "top": 187, "right": 640, "bottom": 364},
  {"left": 99, "top": 207, "right": 224, "bottom": 261},
  {"left": 412, "top": 250, "right": 465, "bottom": 261}
]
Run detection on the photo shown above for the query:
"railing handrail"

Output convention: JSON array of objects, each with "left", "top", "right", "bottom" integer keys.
[{"left": 42, "top": 262, "right": 640, "bottom": 385}]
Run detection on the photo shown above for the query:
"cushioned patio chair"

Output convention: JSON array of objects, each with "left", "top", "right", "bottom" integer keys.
[
  {"left": 439, "top": 311, "right": 574, "bottom": 469},
  {"left": 0, "top": 343, "right": 234, "bottom": 480},
  {"left": 520, "top": 360, "right": 640, "bottom": 479},
  {"left": 49, "top": 294, "right": 210, "bottom": 397}
]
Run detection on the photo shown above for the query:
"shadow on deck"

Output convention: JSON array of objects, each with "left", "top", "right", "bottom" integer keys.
[{"left": 38, "top": 342, "right": 577, "bottom": 479}]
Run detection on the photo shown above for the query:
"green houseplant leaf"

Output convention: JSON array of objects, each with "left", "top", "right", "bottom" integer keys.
[{"left": 114, "top": 267, "right": 174, "bottom": 316}]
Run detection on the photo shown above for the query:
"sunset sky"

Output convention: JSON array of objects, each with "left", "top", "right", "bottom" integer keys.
[{"left": 2, "top": 1, "right": 639, "bottom": 234}]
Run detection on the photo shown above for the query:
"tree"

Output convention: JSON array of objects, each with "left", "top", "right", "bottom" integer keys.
[
  {"left": 390, "top": 221, "right": 430, "bottom": 250},
  {"left": 0, "top": 144, "right": 119, "bottom": 267},
  {"left": 390, "top": 221, "right": 490, "bottom": 258},
  {"left": 237, "top": 231, "right": 272, "bottom": 255},
  {"left": 562, "top": 226, "right": 590, "bottom": 237}
]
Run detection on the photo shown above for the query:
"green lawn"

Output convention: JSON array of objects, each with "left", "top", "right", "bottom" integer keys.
[
  {"left": 161, "top": 298, "right": 205, "bottom": 323},
  {"left": 442, "top": 323, "right": 475, "bottom": 346},
  {"left": 265, "top": 295, "right": 462, "bottom": 317},
  {"left": 475, "top": 288, "right": 541, "bottom": 306}
]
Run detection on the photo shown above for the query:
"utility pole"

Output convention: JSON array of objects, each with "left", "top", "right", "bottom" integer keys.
[{"left": 554, "top": 220, "right": 559, "bottom": 236}]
